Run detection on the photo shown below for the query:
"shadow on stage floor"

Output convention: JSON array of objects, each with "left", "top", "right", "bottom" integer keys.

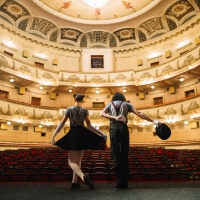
[{"left": 0, "top": 181, "right": 200, "bottom": 200}]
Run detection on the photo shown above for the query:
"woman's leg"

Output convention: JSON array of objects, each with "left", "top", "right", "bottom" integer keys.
[
  {"left": 68, "top": 150, "right": 85, "bottom": 183},
  {"left": 71, "top": 150, "right": 85, "bottom": 183},
  {"left": 68, "top": 150, "right": 94, "bottom": 190}
]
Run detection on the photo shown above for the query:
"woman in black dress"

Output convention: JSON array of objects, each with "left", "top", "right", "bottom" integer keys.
[{"left": 51, "top": 94, "right": 107, "bottom": 190}]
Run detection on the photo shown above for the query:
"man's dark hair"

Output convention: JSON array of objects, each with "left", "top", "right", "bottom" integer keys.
[{"left": 112, "top": 92, "right": 126, "bottom": 101}]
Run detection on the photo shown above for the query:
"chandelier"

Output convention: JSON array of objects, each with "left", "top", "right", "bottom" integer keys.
[{"left": 84, "top": 0, "right": 109, "bottom": 8}]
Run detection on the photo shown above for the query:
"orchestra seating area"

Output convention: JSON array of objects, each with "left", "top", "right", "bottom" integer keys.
[{"left": 0, "top": 147, "right": 200, "bottom": 182}]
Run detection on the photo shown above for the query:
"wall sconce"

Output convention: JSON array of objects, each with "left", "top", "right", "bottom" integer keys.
[
  {"left": 52, "top": 58, "right": 58, "bottom": 65},
  {"left": 179, "top": 77, "right": 185, "bottom": 82},
  {"left": 122, "top": 88, "right": 127, "bottom": 93},
  {"left": 195, "top": 36, "right": 200, "bottom": 45},
  {"left": 165, "top": 50, "right": 171, "bottom": 58},
  {"left": 39, "top": 86, "right": 44, "bottom": 90},
  {"left": 137, "top": 59, "right": 143, "bottom": 66},
  {"left": 68, "top": 89, "right": 73, "bottom": 93},
  {"left": 7, "top": 121, "right": 11, "bottom": 125},
  {"left": 22, "top": 50, "right": 29, "bottom": 58},
  {"left": 10, "top": 79, "right": 14, "bottom": 82},
  {"left": 151, "top": 85, "right": 155, "bottom": 89}
]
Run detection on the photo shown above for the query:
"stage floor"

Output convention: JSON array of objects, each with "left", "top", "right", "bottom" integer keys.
[{"left": 0, "top": 182, "right": 200, "bottom": 200}]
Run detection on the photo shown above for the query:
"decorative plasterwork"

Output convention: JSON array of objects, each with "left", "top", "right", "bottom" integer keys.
[
  {"left": 0, "top": 95, "right": 200, "bottom": 126},
  {"left": 0, "top": 46, "right": 200, "bottom": 88},
  {"left": 0, "top": 102, "right": 54, "bottom": 125},
  {"left": 0, "top": 0, "right": 199, "bottom": 48},
  {"left": 0, "top": 55, "right": 57, "bottom": 85},
  {"left": 0, "top": 15, "right": 200, "bottom": 53}
]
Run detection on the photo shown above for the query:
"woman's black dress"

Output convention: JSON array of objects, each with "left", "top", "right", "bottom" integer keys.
[{"left": 55, "top": 125, "right": 106, "bottom": 150}]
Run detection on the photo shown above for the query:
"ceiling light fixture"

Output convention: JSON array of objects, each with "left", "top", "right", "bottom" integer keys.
[
  {"left": 1, "top": 40, "right": 17, "bottom": 50},
  {"left": 95, "top": 89, "right": 100, "bottom": 94},
  {"left": 33, "top": 52, "right": 47, "bottom": 61},
  {"left": 179, "top": 77, "right": 185, "bottom": 82},
  {"left": 151, "top": 85, "right": 155, "bottom": 89},
  {"left": 10, "top": 79, "right": 14, "bottom": 82},
  {"left": 176, "top": 40, "right": 191, "bottom": 50},
  {"left": 148, "top": 52, "right": 162, "bottom": 59},
  {"left": 84, "top": 0, "right": 109, "bottom": 8}
]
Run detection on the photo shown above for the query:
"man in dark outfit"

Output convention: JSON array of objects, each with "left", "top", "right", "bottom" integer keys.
[{"left": 101, "top": 92, "right": 160, "bottom": 189}]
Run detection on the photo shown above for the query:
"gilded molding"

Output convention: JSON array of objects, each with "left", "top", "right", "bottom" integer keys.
[
  {"left": 18, "top": 65, "right": 32, "bottom": 76},
  {"left": 0, "top": 0, "right": 200, "bottom": 52},
  {"left": 13, "top": 107, "right": 29, "bottom": 119},
  {"left": 0, "top": 95, "right": 200, "bottom": 126},
  {"left": 138, "top": 51, "right": 200, "bottom": 82},
  {"left": 188, "top": 101, "right": 200, "bottom": 113},
  {"left": 42, "top": 72, "right": 56, "bottom": 82},
  {"left": 0, "top": 45, "right": 199, "bottom": 88},
  {"left": 90, "top": 75, "right": 106, "bottom": 84}
]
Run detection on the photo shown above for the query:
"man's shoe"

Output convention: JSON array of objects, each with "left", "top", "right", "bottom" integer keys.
[
  {"left": 116, "top": 182, "right": 128, "bottom": 189},
  {"left": 83, "top": 174, "right": 94, "bottom": 190}
]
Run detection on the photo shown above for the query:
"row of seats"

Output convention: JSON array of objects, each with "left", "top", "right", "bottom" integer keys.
[{"left": 0, "top": 147, "right": 199, "bottom": 182}]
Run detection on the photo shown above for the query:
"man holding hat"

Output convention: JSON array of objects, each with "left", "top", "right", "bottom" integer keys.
[{"left": 101, "top": 92, "right": 167, "bottom": 189}]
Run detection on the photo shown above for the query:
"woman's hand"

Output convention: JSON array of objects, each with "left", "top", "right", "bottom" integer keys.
[
  {"left": 50, "top": 137, "right": 56, "bottom": 145},
  {"left": 102, "top": 134, "right": 107, "bottom": 140}
]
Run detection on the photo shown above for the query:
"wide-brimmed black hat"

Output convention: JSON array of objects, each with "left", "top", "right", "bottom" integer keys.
[{"left": 156, "top": 123, "right": 171, "bottom": 140}]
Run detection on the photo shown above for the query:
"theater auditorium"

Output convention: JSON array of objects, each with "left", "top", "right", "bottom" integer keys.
[{"left": 0, "top": 0, "right": 200, "bottom": 199}]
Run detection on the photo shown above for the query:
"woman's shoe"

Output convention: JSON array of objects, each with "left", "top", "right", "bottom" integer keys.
[
  {"left": 71, "top": 183, "right": 81, "bottom": 189},
  {"left": 83, "top": 174, "right": 94, "bottom": 190}
]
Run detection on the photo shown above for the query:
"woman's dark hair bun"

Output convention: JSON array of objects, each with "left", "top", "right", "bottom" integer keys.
[{"left": 74, "top": 94, "right": 85, "bottom": 102}]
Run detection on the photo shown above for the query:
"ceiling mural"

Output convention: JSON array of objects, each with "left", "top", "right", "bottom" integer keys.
[
  {"left": 0, "top": 0, "right": 199, "bottom": 48},
  {"left": 31, "top": 0, "right": 162, "bottom": 24}
]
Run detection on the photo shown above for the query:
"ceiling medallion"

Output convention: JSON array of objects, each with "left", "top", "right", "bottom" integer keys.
[{"left": 83, "top": 0, "right": 109, "bottom": 8}]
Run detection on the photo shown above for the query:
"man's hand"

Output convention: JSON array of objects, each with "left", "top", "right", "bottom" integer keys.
[
  {"left": 116, "top": 115, "right": 126, "bottom": 122},
  {"left": 153, "top": 120, "right": 162, "bottom": 126}
]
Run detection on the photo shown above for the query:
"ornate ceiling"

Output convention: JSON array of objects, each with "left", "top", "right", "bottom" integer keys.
[
  {"left": 0, "top": 0, "right": 199, "bottom": 48},
  {"left": 32, "top": 0, "right": 162, "bottom": 24}
]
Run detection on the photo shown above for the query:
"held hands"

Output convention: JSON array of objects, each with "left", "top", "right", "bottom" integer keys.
[{"left": 116, "top": 115, "right": 126, "bottom": 122}]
